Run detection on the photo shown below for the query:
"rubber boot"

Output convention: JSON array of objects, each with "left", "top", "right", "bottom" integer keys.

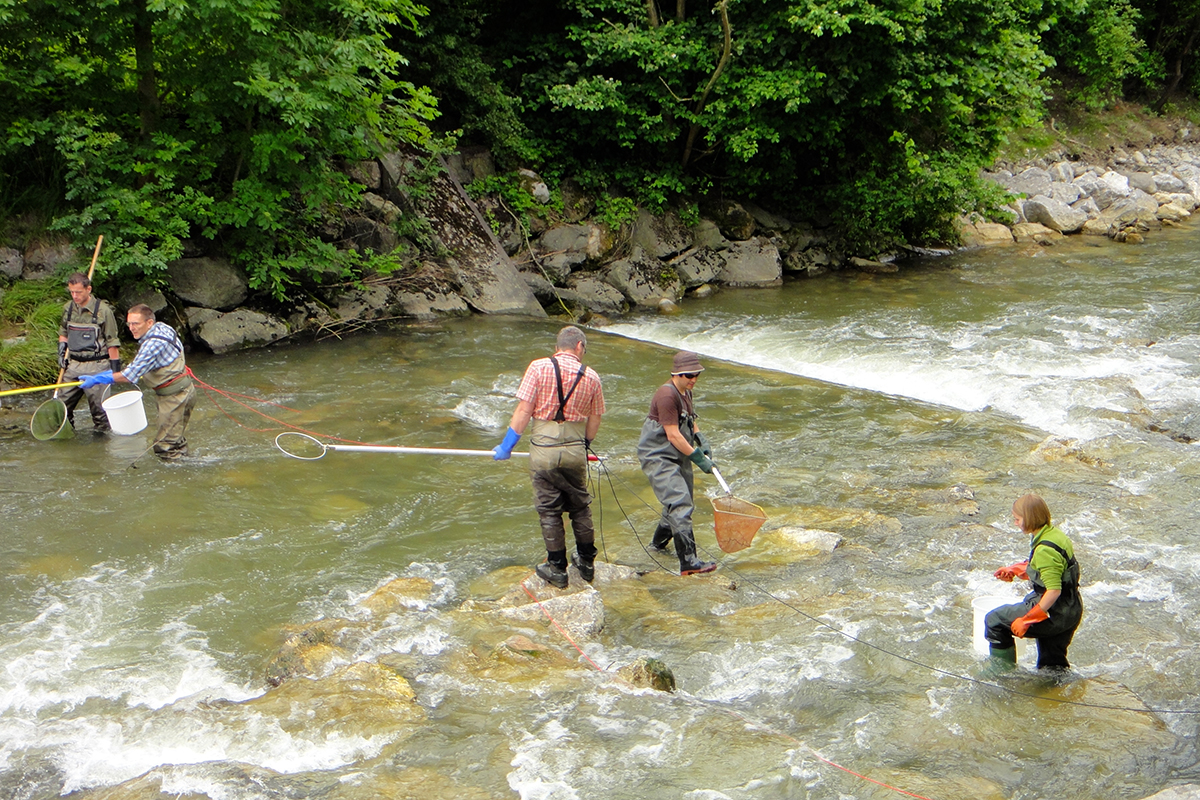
[
  {"left": 649, "top": 523, "right": 673, "bottom": 553},
  {"left": 978, "top": 645, "right": 1017, "bottom": 678},
  {"left": 572, "top": 542, "right": 597, "bottom": 583},
  {"left": 675, "top": 531, "right": 716, "bottom": 576},
  {"left": 536, "top": 550, "right": 569, "bottom": 589}
]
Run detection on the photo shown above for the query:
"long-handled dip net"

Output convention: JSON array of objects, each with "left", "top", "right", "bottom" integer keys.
[{"left": 710, "top": 466, "right": 767, "bottom": 553}]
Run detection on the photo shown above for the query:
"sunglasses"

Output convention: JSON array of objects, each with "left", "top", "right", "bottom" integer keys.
[{"left": 679, "top": 372, "right": 700, "bottom": 379}]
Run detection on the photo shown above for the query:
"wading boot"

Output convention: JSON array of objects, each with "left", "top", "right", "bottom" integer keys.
[
  {"left": 536, "top": 550, "right": 569, "bottom": 589},
  {"left": 649, "top": 523, "right": 673, "bottom": 553},
  {"left": 977, "top": 645, "right": 1017, "bottom": 679},
  {"left": 572, "top": 543, "right": 597, "bottom": 583},
  {"left": 676, "top": 532, "right": 716, "bottom": 576}
]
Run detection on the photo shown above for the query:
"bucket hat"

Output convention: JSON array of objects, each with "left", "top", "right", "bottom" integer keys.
[{"left": 671, "top": 351, "right": 704, "bottom": 375}]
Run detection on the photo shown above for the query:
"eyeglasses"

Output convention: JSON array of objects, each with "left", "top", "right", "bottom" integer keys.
[{"left": 679, "top": 373, "right": 700, "bottom": 379}]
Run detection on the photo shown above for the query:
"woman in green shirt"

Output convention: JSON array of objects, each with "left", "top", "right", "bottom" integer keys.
[{"left": 984, "top": 494, "right": 1084, "bottom": 671}]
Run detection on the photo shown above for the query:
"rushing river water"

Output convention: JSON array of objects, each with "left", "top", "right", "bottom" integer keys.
[{"left": 3, "top": 231, "right": 1200, "bottom": 800}]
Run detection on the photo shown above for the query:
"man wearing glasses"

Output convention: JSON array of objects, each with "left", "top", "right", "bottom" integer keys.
[
  {"left": 79, "top": 304, "right": 195, "bottom": 460},
  {"left": 636, "top": 350, "right": 717, "bottom": 576},
  {"left": 493, "top": 325, "right": 606, "bottom": 589}
]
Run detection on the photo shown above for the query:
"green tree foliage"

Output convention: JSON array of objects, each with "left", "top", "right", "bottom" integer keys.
[
  {"left": 0, "top": 0, "right": 438, "bottom": 299},
  {"left": 1042, "top": 0, "right": 1144, "bottom": 108},
  {"left": 1134, "top": 0, "right": 1200, "bottom": 109},
  {"left": 444, "top": 0, "right": 1060, "bottom": 247}
]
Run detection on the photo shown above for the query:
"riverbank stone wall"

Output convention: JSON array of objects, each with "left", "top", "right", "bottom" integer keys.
[{"left": 5, "top": 141, "right": 1200, "bottom": 356}]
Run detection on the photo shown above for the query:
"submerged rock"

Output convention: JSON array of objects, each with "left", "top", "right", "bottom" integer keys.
[{"left": 618, "top": 657, "right": 676, "bottom": 692}]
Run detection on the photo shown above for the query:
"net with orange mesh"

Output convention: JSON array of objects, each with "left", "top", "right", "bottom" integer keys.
[{"left": 710, "top": 467, "right": 767, "bottom": 553}]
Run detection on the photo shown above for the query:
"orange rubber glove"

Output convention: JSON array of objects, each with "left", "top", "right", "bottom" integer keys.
[
  {"left": 994, "top": 561, "right": 1029, "bottom": 582},
  {"left": 1011, "top": 605, "right": 1049, "bottom": 637}
]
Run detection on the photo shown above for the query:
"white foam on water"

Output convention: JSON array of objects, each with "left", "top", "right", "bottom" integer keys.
[{"left": 602, "top": 306, "right": 1200, "bottom": 441}]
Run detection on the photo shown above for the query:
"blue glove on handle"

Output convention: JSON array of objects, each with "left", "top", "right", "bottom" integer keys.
[
  {"left": 688, "top": 449, "right": 714, "bottom": 474},
  {"left": 79, "top": 371, "right": 115, "bottom": 390},
  {"left": 693, "top": 430, "right": 712, "bottom": 459},
  {"left": 493, "top": 427, "right": 521, "bottom": 460}
]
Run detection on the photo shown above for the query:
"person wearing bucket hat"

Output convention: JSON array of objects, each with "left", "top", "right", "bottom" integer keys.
[
  {"left": 493, "top": 326, "right": 606, "bottom": 589},
  {"left": 57, "top": 272, "right": 122, "bottom": 433},
  {"left": 636, "top": 350, "right": 718, "bottom": 576},
  {"left": 982, "top": 494, "right": 1083, "bottom": 673},
  {"left": 79, "top": 304, "right": 195, "bottom": 460}
]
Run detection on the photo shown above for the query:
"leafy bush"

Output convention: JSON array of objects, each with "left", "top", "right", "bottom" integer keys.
[{"left": 0, "top": 0, "right": 438, "bottom": 300}]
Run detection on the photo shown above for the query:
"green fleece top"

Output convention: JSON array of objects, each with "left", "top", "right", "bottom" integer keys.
[{"left": 1028, "top": 523, "right": 1075, "bottom": 591}]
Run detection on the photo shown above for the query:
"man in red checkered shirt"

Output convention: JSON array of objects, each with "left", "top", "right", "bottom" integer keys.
[{"left": 493, "top": 326, "right": 605, "bottom": 589}]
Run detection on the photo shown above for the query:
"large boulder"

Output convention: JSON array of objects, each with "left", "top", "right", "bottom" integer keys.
[
  {"left": 670, "top": 247, "right": 726, "bottom": 287},
  {"left": 717, "top": 237, "right": 782, "bottom": 287},
  {"left": 0, "top": 247, "right": 22, "bottom": 279},
  {"left": 379, "top": 144, "right": 544, "bottom": 317},
  {"left": 1004, "top": 167, "right": 1052, "bottom": 198},
  {"left": 1022, "top": 195, "right": 1089, "bottom": 233},
  {"left": 604, "top": 247, "right": 683, "bottom": 308},
  {"left": 956, "top": 220, "right": 1014, "bottom": 247},
  {"left": 631, "top": 209, "right": 691, "bottom": 258},
  {"left": 704, "top": 199, "right": 757, "bottom": 240},
  {"left": 1094, "top": 190, "right": 1161, "bottom": 231},
  {"left": 486, "top": 583, "right": 606, "bottom": 639},
  {"left": 22, "top": 241, "right": 76, "bottom": 281},
  {"left": 166, "top": 256, "right": 249, "bottom": 310},
  {"left": 191, "top": 308, "right": 288, "bottom": 354},
  {"left": 560, "top": 274, "right": 627, "bottom": 315},
  {"left": 393, "top": 285, "right": 471, "bottom": 320},
  {"left": 1153, "top": 172, "right": 1188, "bottom": 193}
]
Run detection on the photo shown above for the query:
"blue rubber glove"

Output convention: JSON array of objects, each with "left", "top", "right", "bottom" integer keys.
[
  {"left": 687, "top": 449, "right": 714, "bottom": 474},
  {"left": 493, "top": 427, "right": 521, "bottom": 460},
  {"left": 79, "top": 371, "right": 115, "bottom": 389},
  {"left": 693, "top": 430, "right": 712, "bottom": 459}
]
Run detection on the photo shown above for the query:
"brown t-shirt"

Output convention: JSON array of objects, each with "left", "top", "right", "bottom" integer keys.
[{"left": 647, "top": 382, "right": 694, "bottom": 426}]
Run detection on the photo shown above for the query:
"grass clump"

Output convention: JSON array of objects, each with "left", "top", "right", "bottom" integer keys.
[{"left": 0, "top": 279, "right": 62, "bottom": 386}]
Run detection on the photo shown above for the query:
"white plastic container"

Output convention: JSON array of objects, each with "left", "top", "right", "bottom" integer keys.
[
  {"left": 972, "top": 595, "right": 1028, "bottom": 659},
  {"left": 102, "top": 390, "right": 148, "bottom": 435}
]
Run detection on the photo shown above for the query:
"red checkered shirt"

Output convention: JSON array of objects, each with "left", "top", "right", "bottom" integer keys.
[{"left": 515, "top": 352, "right": 605, "bottom": 422}]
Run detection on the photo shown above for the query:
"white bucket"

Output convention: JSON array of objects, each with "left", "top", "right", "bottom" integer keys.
[
  {"left": 102, "top": 390, "right": 148, "bottom": 436},
  {"left": 972, "top": 595, "right": 1028, "bottom": 659}
]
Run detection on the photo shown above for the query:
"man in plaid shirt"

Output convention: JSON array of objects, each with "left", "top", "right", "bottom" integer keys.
[
  {"left": 80, "top": 304, "right": 195, "bottom": 459},
  {"left": 494, "top": 326, "right": 605, "bottom": 588}
]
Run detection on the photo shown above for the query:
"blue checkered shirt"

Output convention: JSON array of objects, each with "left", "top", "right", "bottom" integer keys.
[{"left": 123, "top": 322, "right": 184, "bottom": 384}]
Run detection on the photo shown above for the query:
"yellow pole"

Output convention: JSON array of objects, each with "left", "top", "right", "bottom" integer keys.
[{"left": 0, "top": 381, "right": 84, "bottom": 398}]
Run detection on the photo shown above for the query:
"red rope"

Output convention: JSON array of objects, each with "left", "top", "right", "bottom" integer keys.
[
  {"left": 518, "top": 578, "right": 936, "bottom": 800},
  {"left": 186, "top": 368, "right": 375, "bottom": 446}
]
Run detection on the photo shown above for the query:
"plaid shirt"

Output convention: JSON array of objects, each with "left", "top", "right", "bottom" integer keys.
[
  {"left": 123, "top": 322, "right": 185, "bottom": 383},
  {"left": 516, "top": 351, "right": 605, "bottom": 422}
]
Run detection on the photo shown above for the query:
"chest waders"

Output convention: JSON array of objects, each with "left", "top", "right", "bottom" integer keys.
[
  {"left": 527, "top": 356, "right": 588, "bottom": 473},
  {"left": 984, "top": 538, "right": 1083, "bottom": 669},
  {"left": 138, "top": 330, "right": 196, "bottom": 458},
  {"left": 529, "top": 356, "right": 595, "bottom": 587},
  {"left": 64, "top": 299, "right": 107, "bottom": 362},
  {"left": 1024, "top": 539, "right": 1083, "bottom": 630},
  {"left": 59, "top": 299, "right": 113, "bottom": 430},
  {"left": 637, "top": 385, "right": 715, "bottom": 574}
]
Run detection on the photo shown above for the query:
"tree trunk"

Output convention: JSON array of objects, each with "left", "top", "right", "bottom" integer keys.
[
  {"left": 1153, "top": 22, "right": 1200, "bottom": 113},
  {"left": 676, "top": 0, "right": 686, "bottom": 21},
  {"left": 681, "top": 0, "right": 731, "bottom": 168},
  {"left": 647, "top": 0, "right": 660, "bottom": 28},
  {"left": 132, "top": 0, "right": 159, "bottom": 140}
]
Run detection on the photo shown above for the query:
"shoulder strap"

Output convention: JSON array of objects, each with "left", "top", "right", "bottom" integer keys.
[
  {"left": 1030, "top": 539, "right": 1079, "bottom": 588},
  {"left": 549, "top": 356, "right": 587, "bottom": 423}
]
